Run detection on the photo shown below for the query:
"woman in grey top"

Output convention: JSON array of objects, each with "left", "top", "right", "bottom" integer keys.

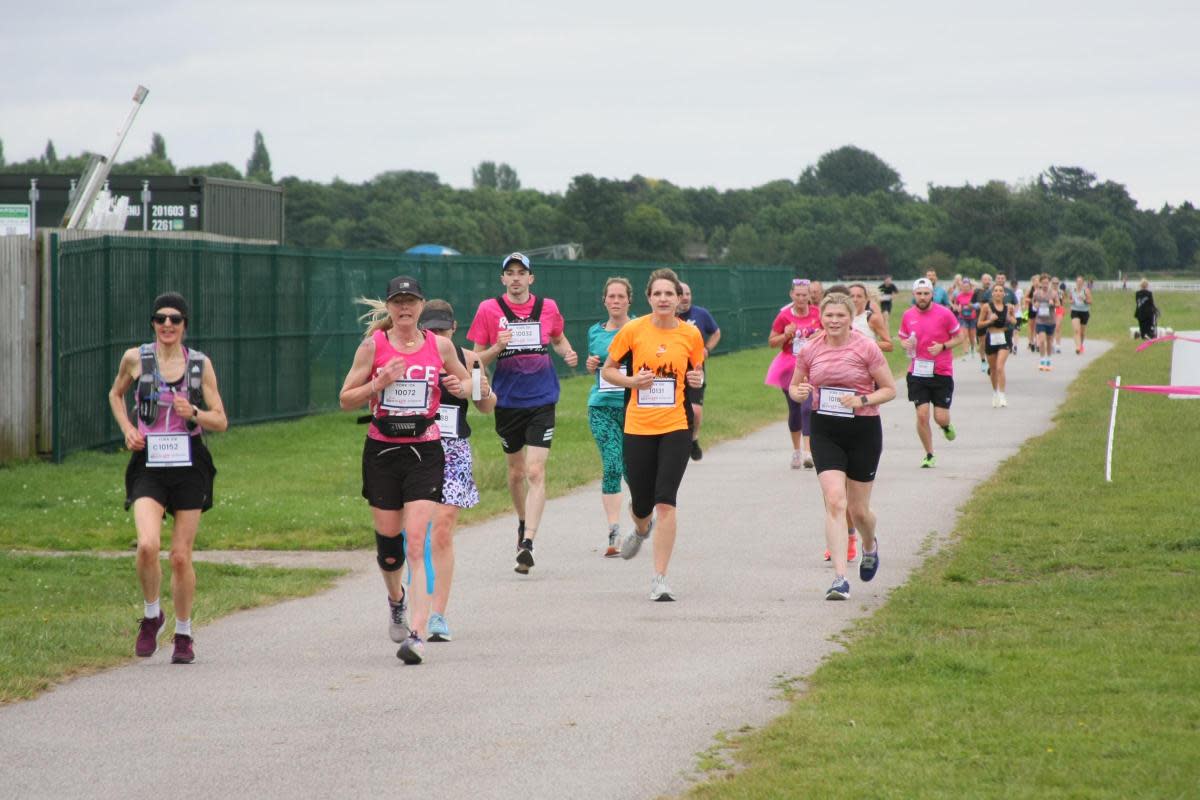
[{"left": 1069, "top": 275, "right": 1093, "bottom": 354}]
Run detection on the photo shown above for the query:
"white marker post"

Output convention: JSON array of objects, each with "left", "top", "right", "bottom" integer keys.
[{"left": 1105, "top": 375, "right": 1121, "bottom": 482}]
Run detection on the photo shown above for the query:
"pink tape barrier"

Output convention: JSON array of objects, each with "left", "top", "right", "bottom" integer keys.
[
  {"left": 1135, "top": 334, "right": 1200, "bottom": 352},
  {"left": 1107, "top": 381, "right": 1200, "bottom": 396}
]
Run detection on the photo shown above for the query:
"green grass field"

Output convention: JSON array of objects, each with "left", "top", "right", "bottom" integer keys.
[{"left": 685, "top": 291, "right": 1200, "bottom": 798}]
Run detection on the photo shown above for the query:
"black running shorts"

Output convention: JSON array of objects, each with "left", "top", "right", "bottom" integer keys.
[
  {"left": 494, "top": 404, "right": 556, "bottom": 453},
  {"left": 810, "top": 414, "right": 883, "bottom": 482},
  {"left": 124, "top": 437, "right": 216, "bottom": 515},
  {"left": 361, "top": 437, "right": 445, "bottom": 510},
  {"left": 906, "top": 373, "right": 954, "bottom": 409}
]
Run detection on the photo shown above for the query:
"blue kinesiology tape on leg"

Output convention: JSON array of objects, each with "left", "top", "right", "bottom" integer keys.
[{"left": 424, "top": 521, "right": 435, "bottom": 595}]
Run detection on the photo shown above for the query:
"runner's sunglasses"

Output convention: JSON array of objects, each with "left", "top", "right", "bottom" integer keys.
[{"left": 151, "top": 313, "right": 185, "bottom": 325}]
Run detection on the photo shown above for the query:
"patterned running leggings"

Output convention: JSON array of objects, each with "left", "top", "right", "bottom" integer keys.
[{"left": 588, "top": 405, "right": 626, "bottom": 494}]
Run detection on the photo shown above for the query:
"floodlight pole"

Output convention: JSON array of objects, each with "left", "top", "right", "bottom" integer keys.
[{"left": 63, "top": 85, "right": 149, "bottom": 229}]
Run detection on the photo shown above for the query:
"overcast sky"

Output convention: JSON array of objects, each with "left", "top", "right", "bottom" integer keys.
[{"left": 4, "top": 1, "right": 1197, "bottom": 208}]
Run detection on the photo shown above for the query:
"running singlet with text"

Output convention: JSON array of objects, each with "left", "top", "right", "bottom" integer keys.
[
  {"left": 467, "top": 295, "right": 564, "bottom": 408},
  {"left": 368, "top": 329, "right": 443, "bottom": 444},
  {"left": 607, "top": 316, "right": 705, "bottom": 436},
  {"left": 898, "top": 303, "right": 960, "bottom": 377},
  {"left": 771, "top": 305, "right": 822, "bottom": 354}
]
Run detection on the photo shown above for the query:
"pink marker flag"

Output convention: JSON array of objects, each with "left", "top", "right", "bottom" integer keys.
[
  {"left": 1135, "top": 334, "right": 1200, "bottom": 353},
  {"left": 1107, "top": 381, "right": 1200, "bottom": 396}
]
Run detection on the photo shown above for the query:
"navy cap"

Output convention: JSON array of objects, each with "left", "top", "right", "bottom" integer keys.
[{"left": 501, "top": 252, "right": 532, "bottom": 272}]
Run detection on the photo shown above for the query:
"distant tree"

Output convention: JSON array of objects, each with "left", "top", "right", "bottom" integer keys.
[
  {"left": 800, "top": 145, "right": 904, "bottom": 197},
  {"left": 622, "top": 203, "right": 683, "bottom": 261},
  {"left": 44, "top": 139, "right": 58, "bottom": 167},
  {"left": 1098, "top": 226, "right": 1135, "bottom": 277},
  {"left": 956, "top": 256, "right": 997, "bottom": 279},
  {"left": 918, "top": 251, "right": 955, "bottom": 277},
  {"left": 112, "top": 155, "right": 176, "bottom": 176},
  {"left": 1132, "top": 212, "right": 1177, "bottom": 269},
  {"left": 0, "top": 137, "right": 5, "bottom": 167},
  {"left": 1045, "top": 235, "right": 1107, "bottom": 279},
  {"left": 836, "top": 245, "right": 889, "bottom": 278},
  {"left": 472, "top": 161, "right": 498, "bottom": 189},
  {"left": 1041, "top": 166, "right": 1096, "bottom": 200},
  {"left": 496, "top": 163, "right": 521, "bottom": 191},
  {"left": 180, "top": 162, "right": 243, "bottom": 180},
  {"left": 151, "top": 133, "right": 167, "bottom": 160},
  {"left": 1166, "top": 202, "right": 1200, "bottom": 268},
  {"left": 246, "top": 131, "right": 273, "bottom": 183}
]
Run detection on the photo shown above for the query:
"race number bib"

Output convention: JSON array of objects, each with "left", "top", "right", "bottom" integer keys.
[
  {"left": 791, "top": 335, "right": 803, "bottom": 356},
  {"left": 381, "top": 380, "right": 430, "bottom": 412},
  {"left": 637, "top": 377, "right": 675, "bottom": 407},
  {"left": 816, "top": 386, "right": 855, "bottom": 418},
  {"left": 146, "top": 433, "right": 192, "bottom": 468},
  {"left": 507, "top": 322, "right": 542, "bottom": 349},
  {"left": 1037, "top": 302, "right": 1051, "bottom": 318},
  {"left": 988, "top": 330, "right": 1007, "bottom": 347},
  {"left": 913, "top": 358, "right": 935, "bottom": 378},
  {"left": 436, "top": 405, "right": 459, "bottom": 439},
  {"left": 597, "top": 364, "right": 627, "bottom": 393}
]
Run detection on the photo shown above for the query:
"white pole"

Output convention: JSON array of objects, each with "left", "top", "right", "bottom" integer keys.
[{"left": 1105, "top": 375, "right": 1121, "bottom": 482}]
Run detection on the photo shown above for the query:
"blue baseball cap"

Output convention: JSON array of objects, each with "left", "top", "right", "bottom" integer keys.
[{"left": 501, "top": 252, "right": 532, "bottom": 272}]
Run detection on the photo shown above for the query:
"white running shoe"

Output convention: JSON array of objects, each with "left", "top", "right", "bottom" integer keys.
[
  {"left": 998, "top": 393, "right": 1007, "bottom": 407},
  {"left": 991, "top": 393, "right": 1000, "bottom": 408},
  {"left": 802, "top": 451, "right": 814, "bottom": 469},
  {"left": 621, "top": 518, "right": 653, "bottom": 560},
  {"left": 650, "top": 574, "right": 675, "bottom": 602},
  {"left": 790, "top": 450, "right": 803, "bottom": 470}
]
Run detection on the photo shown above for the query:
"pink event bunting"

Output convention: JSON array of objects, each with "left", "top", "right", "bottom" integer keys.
[
  {"left": 1107, "top": 381, "right": 1200, "bottom": 396},
  {"left": 1134, "top": 334, "right": 1200, "bottom": 353}
]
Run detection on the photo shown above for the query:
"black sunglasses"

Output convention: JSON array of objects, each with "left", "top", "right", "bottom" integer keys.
[{"left": 151, "top": 313, "right": 185, "bottom": 325}]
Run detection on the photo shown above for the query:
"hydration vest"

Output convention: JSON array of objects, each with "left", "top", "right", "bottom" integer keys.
[
  {"left": 135, "top": 343, "right": 206, "bottom": 429},
  {"left": 495, "top": 295, "right": 548, "bottom": 358}
]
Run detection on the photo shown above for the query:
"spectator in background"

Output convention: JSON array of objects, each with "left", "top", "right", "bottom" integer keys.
[{"left": 1134, "top": 279, "right": 1158, "bottom": 339}]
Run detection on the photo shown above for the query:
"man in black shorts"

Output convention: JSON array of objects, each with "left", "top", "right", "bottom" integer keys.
[
  {"left": 877, "top": 275, "right": 899, "bottom": 325},
  {"left": 676, "top": 282, "right": 721, "bottom": 461},
  {"left": 468, "top": 253, "right": 578, "bottom": 573},
  {"left": 897, "top": 279, "right": 965, "bottom": 468}
]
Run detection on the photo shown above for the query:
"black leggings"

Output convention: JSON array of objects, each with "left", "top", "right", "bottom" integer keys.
[{"left": 623, "top": 429, "right": 692, "bottom": 519}]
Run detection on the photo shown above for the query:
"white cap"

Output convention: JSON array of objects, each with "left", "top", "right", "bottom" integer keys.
[{"left": 912, "top": 278, "right": 933, "bottom": 291}]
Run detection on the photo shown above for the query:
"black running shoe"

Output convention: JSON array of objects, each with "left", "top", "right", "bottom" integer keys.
[{"left": 514, "top": 538, "right": 535, "bottom": 574}]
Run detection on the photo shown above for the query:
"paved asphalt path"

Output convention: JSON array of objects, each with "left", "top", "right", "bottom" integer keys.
[{"left": 0, "top": 342, "right": 1108, "bottom": 799}]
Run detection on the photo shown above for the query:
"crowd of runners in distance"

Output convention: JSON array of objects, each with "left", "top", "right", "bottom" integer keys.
[{"left": 108, "top": 258, "right": 1100, "bottom": 663}]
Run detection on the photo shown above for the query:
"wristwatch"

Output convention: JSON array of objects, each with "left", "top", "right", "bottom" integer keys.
[{"left": 860, "top": 395, "right": 870, "bottom": 407}]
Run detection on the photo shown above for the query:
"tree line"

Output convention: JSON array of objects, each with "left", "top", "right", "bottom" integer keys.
[{"left": 3, "top": 133, "right": 1198, "bottom": 280}]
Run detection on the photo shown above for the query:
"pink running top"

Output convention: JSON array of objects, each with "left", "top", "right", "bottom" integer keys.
[
  {"left": 795, "top": 331, "right": 887, "bottom": 417},
  {"left": 368, "top": 329, "right": 443, "bottom": 444},
  {"left": 898, "top": 303, "right": 961, "bottom": 376},
  {"left": 771, "top": 305, "right": 822, "bottom": 353}
]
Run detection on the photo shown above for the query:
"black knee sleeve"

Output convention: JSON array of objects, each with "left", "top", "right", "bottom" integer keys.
[{"left": 375, "top": 531, "right": 405, "bottom": 572}]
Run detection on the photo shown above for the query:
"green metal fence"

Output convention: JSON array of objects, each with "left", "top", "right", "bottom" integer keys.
[{"left": 51, "top": 235, "right": 795, "bottom": 460}]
